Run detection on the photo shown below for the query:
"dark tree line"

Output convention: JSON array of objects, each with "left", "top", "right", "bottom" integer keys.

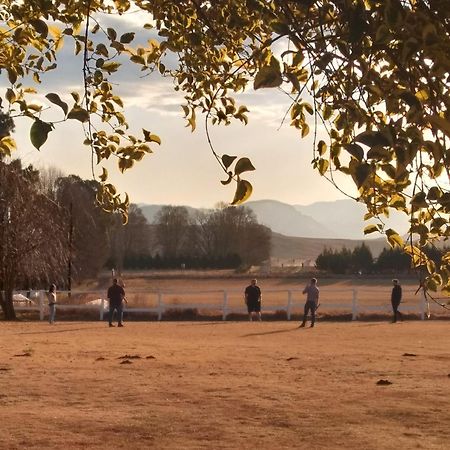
[{"left": 316, "top": 244, "right": 449, "bottom": 275}]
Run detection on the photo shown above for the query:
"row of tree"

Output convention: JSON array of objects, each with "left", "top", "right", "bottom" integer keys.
[
  {"left": 316, "top": 244, "right": 448, "bottom": 275},
  {"left": 149, "top": 205, "right": 271, "bottom": 269}
]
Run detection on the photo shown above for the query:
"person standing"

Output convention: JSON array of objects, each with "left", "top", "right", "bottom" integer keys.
[
  {"left": 244, "top": 279, "right": 262, "bottom": 321},
  {"left": 107, "top": 278, "right": 126, "bottom": 327},
  {"left": 47, "top": 284, "right": 57, "bottom": 324},
  {"left": 391, "top": 279, "right": 403, "bottom": 323},
  {"left": 300, "top": 278, "right": 319, "bottom": 328}
]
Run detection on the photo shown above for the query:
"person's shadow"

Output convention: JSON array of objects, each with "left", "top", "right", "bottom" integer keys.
[{"left": 240, "top": 327, "right": 299, "bottom": 338}]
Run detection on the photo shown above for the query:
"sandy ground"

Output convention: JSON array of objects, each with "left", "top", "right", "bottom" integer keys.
[{"left": 1, "top": 320, "right": 449, "bottom": 449}]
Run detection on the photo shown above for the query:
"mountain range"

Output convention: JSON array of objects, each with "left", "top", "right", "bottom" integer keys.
[{"left": 139, "top": 198, "right": 408, "bottom": 240}]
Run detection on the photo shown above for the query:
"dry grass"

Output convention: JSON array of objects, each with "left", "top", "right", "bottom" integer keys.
[{"left": 1, "top": 321, "right": 449, "bottom": 449}]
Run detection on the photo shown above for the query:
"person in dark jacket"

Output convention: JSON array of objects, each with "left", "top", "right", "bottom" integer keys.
[
  {"left": 391, "top": 279, "right": 403, "bottom": 323},
  {"left": 107, "top": 278, "right": 126, "bottom": 327},
  {"left": 244, "top": 279, "right": 262, "bottom": 321}
]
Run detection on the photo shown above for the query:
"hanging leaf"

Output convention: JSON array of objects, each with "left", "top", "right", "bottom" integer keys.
[
  {"left": 231, "top": 180, "right": 253, "bottom": 205},
  {"left": 222, "top": 154, "right": 237, "bottom": 170},
  {"left": 30, "top": 19, "right": 49, "bottom": 38},
  {"left": 30, "top": 120, "right": 53, "bottom": 150},
  {"left": 386, "top": 228, "right": 404, "bottom": 248},
  {"left": 364, "top": 224, "right": 380, "bottom": 235},
  {"left": 67, "top": 107, "right": 90, "bottom": 122},
  {"left": 317, "top": 140, "right": 327, "bottom": 156},
  {"left": 120, "top": 32, "right": 135, "bottom": 44},
  {"left": 220, "top": 171, "right": 233, "bottom": 185},
  {"left": 254, "top": 58, "right": 283, "bottom": 89},
  {"left": 344, "top": 143, "right": 364, "bottom": 161},
  {"left": 234, "top": 157, "right": 255, "bottom": 175},
  {"left": 318, "top": 158, "right": 329, "bottom": 175},
  {"left": 354, "top": 163, "right": 371, "bottom": 188},
  {"left": 99, "top": 167, "right": 108, "bottom": 182},
  {"left": 355, "top": 130, "right": 391, "bottom": 147},
  {"left": 45, "top": 93, "right": 69, "bottom": 116}
]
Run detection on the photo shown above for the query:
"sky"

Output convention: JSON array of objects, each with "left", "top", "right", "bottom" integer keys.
[{"left": 9, "top": 8, "right": 357, "bottom": 209}]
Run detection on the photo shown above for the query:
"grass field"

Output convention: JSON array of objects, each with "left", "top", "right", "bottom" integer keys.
[{"left": 1, "top": 321, "right": 449, "bottom": 449}]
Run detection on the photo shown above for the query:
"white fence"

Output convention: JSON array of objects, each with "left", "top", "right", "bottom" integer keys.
[{"left": 10, "top": 287, "right": 428, "bottom": 321}]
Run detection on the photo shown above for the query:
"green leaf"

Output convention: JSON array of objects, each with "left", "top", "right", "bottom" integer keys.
[
  {"left": 120, "top": 32, "right": 135, "bottom": 44},
  {"left": 386, "top": 228, "right": 404, "bottom": 248},
  {"left": 142, "top": 129, "right": 161, "bottom": 144},
  {"left": 107, "top": 28, "right": 117, "bottom": 41},
  {"left": 234, "top": 157, "right": 255, "bottom": 175},
  {"left": 222, "top": 154, "right": 237, "bottom": 170},
  {"left": 427, "top": 115, "right": 450, "bottom": 138},
  {"left": 99, "top": 167, "right": 108, "bottom": 182},
  {"left": 30, "top": 119, "right": 53, "bottom": 150},
  {"left": 318, "top": 158, "right": 329, "bottom": 175},
  {"left": 67, "top": 107, "right": 90, "bottom": 123},
  {"left": 354, "top": 163, "right": 371, "bottom": 188},
  {"left": 364, "top": 224, "right": 380, "bottom": 235},
  {"left": 344, "top": 143, "right": 364, "bottom": 161},
  {"left": 317, "top": 140, "right": 327, "bottom": 156},
  {"left": 45, "top": 93, "right": 68, "bottom": 116},
  {"left": 426, "top": 259, "right": 436, "bottom": 275},
  {"left": 355, "top": 130, "right": 391, "bottom": 147},
  {"left": 411, "top": 192, "right": 427, "bottom": 208},
  {"left": 30, "top": 19, "right": 48, "bottom": 38},
  {"left": 231, "top": 180, "right": 253, "bottom": 205},
  {"left": 254, "top": 58, "right": 283, "bottom": 89}
]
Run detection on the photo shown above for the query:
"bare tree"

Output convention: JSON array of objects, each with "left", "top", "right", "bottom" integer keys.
[
  {"left": 154, "top": 206, "right": 190, "bottom": 259},
  {"left": 0, "top": 160, "right": 68, "bottom": 320}
]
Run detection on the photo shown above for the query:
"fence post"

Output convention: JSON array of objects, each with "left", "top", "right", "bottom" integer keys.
[
  {"left": 222, "top": 290, "right": 228, "bottom": 321},
  {"left": 157, "top": 292, "right": 163, "bottom": 321},
  {"left": 420, "top": 290, "right": 426, "bottom": 320},
  {"left": 100, "top": 298, "right": 104, "bottom": 321},
  {"left": 352, "top": 288, "right": 358, "bottom": 321},
  {"left": 287, "top": 290, "right": 292, "bottom": 321},
  {"left": 39, "top": 290, "right": 44, "bottom": 321}
]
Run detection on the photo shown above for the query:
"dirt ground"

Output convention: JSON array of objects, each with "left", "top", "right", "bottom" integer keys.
[{"left": 1, "top": 320, "right": 449, "bottom": 449}]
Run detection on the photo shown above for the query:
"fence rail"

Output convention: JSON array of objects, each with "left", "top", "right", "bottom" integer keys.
[{"left": 9, "top": 287, "right": 429, "bottom": 321}]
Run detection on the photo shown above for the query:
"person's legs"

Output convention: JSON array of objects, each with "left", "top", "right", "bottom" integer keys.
[
  {"left": 310, "top": 303, "right": 316, "bottom": 327},
  {"left": 300, "top": 302, "right": 311, "bottom": 327},
  {"left": 391, "top": 301, "right": 398, "bottom": 322},
  {"left": 49, "top": 304, "right": 56, "bottom": 324},
  {"left": 117, "top": 303, "right": 124, "bottom": 326},
  {"left": 109, "top": 304, "right": 116, "bottom": 326},
  {"left": 256, "top": 301, "right": 262, "bottom": 321}
]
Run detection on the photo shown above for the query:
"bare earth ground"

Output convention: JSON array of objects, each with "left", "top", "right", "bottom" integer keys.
[{"left": 1, "top": 321, "right": 449, "bottom": 449}]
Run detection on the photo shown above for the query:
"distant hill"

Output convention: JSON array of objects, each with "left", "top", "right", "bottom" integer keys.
[
  {"left": 270, "top": 232, "right": 387, "bottom": 264},
  {"left": 245, "top": 200, "right": 336, "bottom": 238},
  {"left": 138, "top": 198, "right": 408, "bottom": 240},
  {"left": 294, "top": 199, "right": 408, "bottom": 239}
]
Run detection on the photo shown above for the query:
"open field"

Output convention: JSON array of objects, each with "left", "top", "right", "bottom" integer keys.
[
  {"left": 26, "top": 276, "right": 447, "bottom": 321},
  {"left": 1, "top": 321, "right": 449, "bottom": 449}
]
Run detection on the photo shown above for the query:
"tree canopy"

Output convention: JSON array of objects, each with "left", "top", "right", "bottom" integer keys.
[{"left": 1, "top": 1, "right": 450, "bottom": 296}]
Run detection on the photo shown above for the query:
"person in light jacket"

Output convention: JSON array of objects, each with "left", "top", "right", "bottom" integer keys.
[
  {"left": 300, "top": 278, "right": 319, "bottom": 328},
  {"left": 47, "top": 284, "right": 57, "bottom": 324}
]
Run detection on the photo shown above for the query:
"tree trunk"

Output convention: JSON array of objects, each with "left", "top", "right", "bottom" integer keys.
[{"left": 0, "top": 288, "right": 16, "bottom": 320}]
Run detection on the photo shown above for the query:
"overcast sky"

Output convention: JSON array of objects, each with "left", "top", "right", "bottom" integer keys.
[{"left": 9, "top": 9, "right": 357, "bottom": 208}]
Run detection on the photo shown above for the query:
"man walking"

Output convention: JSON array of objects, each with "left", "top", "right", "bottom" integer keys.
[
  {"left": 107, "top": 278, "right": 126, "bottom": 327},
  {"left": 300, "top": 278, "right": 319, "bottom": 328},
  {"left": 244, "top": 279, "right": 262, "bottom": 321},
  {"left": 391, "top": 278, "right": 402, "bottom": 323}
]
